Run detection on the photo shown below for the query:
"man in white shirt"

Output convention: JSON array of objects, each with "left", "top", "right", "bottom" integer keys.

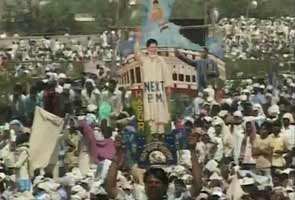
[{"left": 281, "top": 113, "right": 295, "bottom": 150}]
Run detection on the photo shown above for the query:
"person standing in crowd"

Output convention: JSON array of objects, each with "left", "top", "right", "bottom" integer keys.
[
  {"left": 250, "top": 84, "right": 267, "bottom": 106},
  {"left": 9, "top": 83, "right": 26, "bottom": 123},
  {"left": 231, "top": 111, "right": 245, "bottom": 165},
  {"left": 43, "top": 80, "right": 60, "bottom": 116},
  {"left": 270, "top": 120, "right": 288, "bottom": 171},
  {"left": 212, "top": 117, "right": 233, "bottom": 162},
  {"left": 240, "top": 120, "right": 256, "bottom": 167},
  {"left": 253, "top": 121, "right": 273, "bottom": 186},
  {"left": 59, "top": 83, "right": 75, "bottom": 117},
  {"left": 134, "top": 38, "right": 173, "bottom": 139},
  {"left": 63, "top": 126, "right": 81, "bottom": 172},
  {"left": 281, "top": 113, "right": 295, "bottom": 165},
  {"left": 100, "top": 79, "right": 123, "bottom": 123},
  {"left": 14, "top": 133, "right": 31, "bottom": 192},
  {"left": 175, "top": 47, "right": 219, "bottom": 91},
  {"left": 81, "top": 79, "right": 100, "bottom": 108},
  {"left": 24, "top": 86, "right": 41, "bottom": 126}
]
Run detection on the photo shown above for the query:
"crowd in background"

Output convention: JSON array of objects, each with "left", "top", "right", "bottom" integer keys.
[
  {"left": 0, "top": 31, "right": 121, "bottom": 77},
  {"left": 219, "top": 17, "right": 295, "bottom": 61}
]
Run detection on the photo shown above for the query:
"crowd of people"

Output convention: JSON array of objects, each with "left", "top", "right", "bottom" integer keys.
[
  {"left": 219, "top": 17, "right": 295, "bottom": 61},
  {"left": 0, "top": 21, "right": 294, "bottom": 200},
  {"left": 0, "top": 31, "right": 120, "bottom": 77}
]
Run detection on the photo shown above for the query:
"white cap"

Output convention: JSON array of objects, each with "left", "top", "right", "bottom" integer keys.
[
  {"left": 63, "top": 83, "right": 71, "bottom": 90},
  {"left": 42, "top": 79, "right": 49, "bottom": 83},
  {"left": 282, "top": 113, "right": 295, "bottom": 123},
  {"left": 267, "top": 85, "right": 273, "bottom": 90},
  {"left": 184, "top": 117, "right": 194, "bottom": 124},
  {"left": 280, "top": 168, "right": 295, "bottom": 175},
  {"left": 196, "top": 193, "right": 209, "bottom": 200},
  {"left": 0, "top": 173, "right": 5, "bottom": 179},
  {"left": 253, "top": 83, "right": 260, "bottom": 88},
  {"left": 218, "top": 110, "right": 228, "bottom": 118},
  {"left": 212, "top": 117, "right": 224, "bottom": 126},
  {"left": 71, "top": 195, "right": 82, "bottom": 200},
  {"left": 3, "top": 123, "right": 9, "bottom": 131},
  {"left": 209, "top": 172, "right": 223, "bottom": 180},
  {"left": 38, "top": 182, "right": 51, "bottom": 192},
  {"left": 204, "top": 116, "right": 212, "bottom": 122},
  {"left": 239, "top": 177, "right": 255, "bottom": 186},
  {"left": 253, "top": 104, "right": 261, "bottom": 111},
  {"left": 211, "top": 187, "right": 224, "bottom": 197},
  {"left": 246, "top": 79, "right": 253, "bottom": 84},
  {"left": 87, "top": 104, "right": 97, "bottom": 113},
  {"left": 286, "top": 186, "right": 294, "bottom": 192},
  {"left": 71, "top": 185, "right": 85, "bottom": 193},
  {"left": 58, "top": 73, "right": 67, "bottom": 79},
  {"left": 242, "top": 89, "right": 250, "bottom": 94},
  {"left": 240, "top": 95, "right": 247, "bottom": 101},
  {"left": 268, "top": 105, "right": 280, "bottom": 115},
  {"left": 205, "top": 160, "right": 219, "bottom": 172},
  {"left": 233, "top": 111, "right": 243, "bottom": 118}
]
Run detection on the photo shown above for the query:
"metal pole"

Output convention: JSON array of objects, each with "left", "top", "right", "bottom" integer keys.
[
  {"left": 111, "top": 0, "right": 121, "bottom": 77},
  {"left": 204, "top": 0, "right": 208, "bottom": 25},
  {"left": 246, "top": 0, "right": 250, "bottom": 18}
]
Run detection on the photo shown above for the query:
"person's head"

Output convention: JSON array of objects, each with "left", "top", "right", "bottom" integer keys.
[
  {"left": 146, "top": 39, "right": 158, "bottom": 56},
  {"left": 85, "top": 79, "right": 95, "bottom": 91},
  {"left": 210, "top": 104, "right": 220, "bottom": 117},
  {"left": 153, "top": 0, "right": 159, "bottom": 5},
  {"left": 202, "top": 118, "right": 212, "bottom": 130},
  {"left": 259, "top": 121, "right": 271, "bottom": 139},
  {"left": 184, "top": 120, "right": 193, "bottom": 130},
  {"left": 13, "top": 83, "right": 22, "bottom": 97},
  {"left": 174, "top": 179, "right": 186, "bottom": 197},
  {"left": 29, "top": 85, "right": 38, "bottom": 99},
  {"left": 282, "top": 113, "right": 294, "bottom": 128},
  {"left": 202, "top": 47, "right": 209, "bottom": 58},
  {"left": 282, "top": 117, "right": 290, "bottom": 128},
  {"left": 245, "top": 121, "right": 253, "bottom": 135},
  {"left": 272, "top": 120, "right": 282, "bottom": 135},
  {"left": 108, "top": 79, "right": 117, "bottom": 93},
  {"left": 214, "top": 124, "right": 222, "bottom": 136},
  {"left": 201, "top": 133, "right": 211, "bottom": 143},
  {"left": 144, "top": 168, "right": 169, "bottom": 200},
  {"left": 243, "top": 103, "right": 253, "bottom": 116},
  {"left": 252, "top": 106, "right": 260, "bottom": 117},
  {"left": 46, "top": 80, "right": 56, "bottom": 92},
  {"left": 15, "top": 132, "right": 30, "bottom": 146},
  {"left": 101, "top": 119, "right": 112, "bottom": 139}
]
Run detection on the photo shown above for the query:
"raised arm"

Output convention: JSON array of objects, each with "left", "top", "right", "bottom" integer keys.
[
  {"left": 175, "top": 49, "right": 196, "bottom": 67},
  {"left": 105, "top": 135, "right": 125, "bottom": 199},
  {"left": 15, "top": 149, "right": 29, "bottom": 168},
  {"left": 134, "top": 40, "right": 143, "bottom": 63}
]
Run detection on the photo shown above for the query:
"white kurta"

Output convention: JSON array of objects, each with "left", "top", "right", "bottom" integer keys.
[{"left": 141, "top": 55, "right": 172, "bottom": 124}]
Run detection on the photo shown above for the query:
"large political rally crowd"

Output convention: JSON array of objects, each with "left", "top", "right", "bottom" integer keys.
[
  {"left": 0, "top": 21, "right": 294, "bottom": 200},
  {"left": 219, "top": 17, "right": 295, "bottom": 61}
]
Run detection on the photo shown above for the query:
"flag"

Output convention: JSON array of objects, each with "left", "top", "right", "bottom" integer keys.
[{"left": 29, "top": 107, "right": 64, "bottom": 175}]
